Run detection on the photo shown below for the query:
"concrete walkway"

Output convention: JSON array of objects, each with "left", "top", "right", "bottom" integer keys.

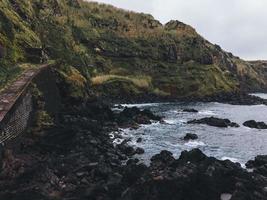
[{"left": 0, "top": 64, "right": 49, "bottom": 122}]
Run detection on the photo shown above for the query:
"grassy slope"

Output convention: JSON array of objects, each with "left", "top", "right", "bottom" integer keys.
[{"left": 0, "top": 0, "right": 266, "bottom": 99}]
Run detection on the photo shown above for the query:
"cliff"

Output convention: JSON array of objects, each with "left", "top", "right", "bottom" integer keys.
[{"left": 0, "top": 0, "right": 266, "bottom": 101}]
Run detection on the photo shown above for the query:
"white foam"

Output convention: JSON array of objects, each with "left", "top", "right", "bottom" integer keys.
[
  {"left": 164, "top": 119, "right": 185, "bottom": 125},
  {"left": 199, "top": 110, "right": 216, "bottom": 115},
  {"left": 221, "top": 157, "right": 245, "bottom": 168},
  {"left": 184, "top": 141, "right": 206, "bottom": 147},
  {"left": 113, "top": 138, "right": 124, "bottom": 145},
  {"left": 109, "top": 133, "right": 115, "bottom": 139},
  {"left": 221, "top": 156, "right": 240, "bottom": 163},
  {"left": 118, "top": 103, "right": 162, "bottom": 108},
  {"left": 164, "top": 119, "right": 178, "bottom": 125},
  {"left": 222, "top": 156, "right": 246, "bottom": 169}
]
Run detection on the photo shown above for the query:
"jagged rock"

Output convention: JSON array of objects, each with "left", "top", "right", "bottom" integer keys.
[
  {"left": 188, "top": 117, "right": 239, "bottom": 128},
  {"left": 122, "top": 149, "right": 267, "bottom": 200},
  {"left": 243, "top": 120, "right": 267, "bottom": 129},
  {"left": 246, "top": 155, "right": 267, "bottom": 170}
]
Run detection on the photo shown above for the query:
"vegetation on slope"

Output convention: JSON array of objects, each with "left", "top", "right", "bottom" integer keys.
[{"left": 0, "top": 0, "right": 266, "bottom": 100}]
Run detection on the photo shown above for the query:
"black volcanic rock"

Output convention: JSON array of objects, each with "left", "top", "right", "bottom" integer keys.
[
  {"left": 135, "top": 147, "right": 145, "bottom": 155},
  {"left": 116, "top": 107, "right": 162, "bottom": 127},
  {"left": 188, "top": 117, "right": 239, "bottom": 128},
  {"left": 246, "top": 155, "right": 267, "bottom": 177},
  {"left": 243, "top": 120, "right": 267, "bottom": 129},
  {"left": 1, "top": 100, "right": 267, "bottom": 200},
  {"left": 183, "top": 133, "right": 198, "bottom": 140},
  {"left": 246, "top": 155, "right": 267, "bottom": 168},
  {"left": 136, "top": 138, "right": 142, "bottom": 143},
  {"left": 122, "top": 149, "right": 267, "bottom": 200},
  {"left": 183, "top": 108, "right": 198, "bottom": 113}
]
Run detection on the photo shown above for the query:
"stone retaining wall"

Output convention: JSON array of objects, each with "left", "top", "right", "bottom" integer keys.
[
  {"left": 0, "top": 89, "right": 33, "bottom": 143},
  {"left": 0, "top": 65, "right": 60, "bottom": 144}
]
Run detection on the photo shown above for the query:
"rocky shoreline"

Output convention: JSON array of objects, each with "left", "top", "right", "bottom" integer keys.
[
  {"left": 0, "top": 102, "right": 267, "bottom": 200},
  {"left": 102, "top": 91, "right": 267, "bottom": 106}
]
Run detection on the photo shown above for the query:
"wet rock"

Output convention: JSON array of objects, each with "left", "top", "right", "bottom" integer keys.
[
  {"left": 135, "top": 115, "right": 152, "bottom": 124},
  {"left": 117, "top": 107, "right": 162, "bottom": 127},
  {"left": 188, "top": 117, "right": 239, "bottom": 128},
  {"left": 126, "top": 158, "right": 140, "bottom": 165},
  {"left": 183, "top": 133, "right": 198, "bottom": 140},
  {"left": 183, "top": 108, "right": 198, "bottom": 113},
  {"left": 136, "top": 138, "right": 142, "bottom": 143},
  {"left": 141, "top": 109, "right": 162, "bottom": 121},
  {"left": 150, "top": 150, "right": 175, "bottom": 169},
  {"left": 243, "top": 120, "right": 267, "bottom": 129},
  {"left": 122, "top": 149, "right": 267, "bottom": 200},
  {"left": 135, "top": 147, "right": 145, "bottom": 155},
  {"left": 246, "top": 155, "right": 267, "bottom": 168},
  {"left": 123, "top": 163, "right": 148, "bottom": 185},
  {"left": 117, "top": 144, "right": 135, "bottom": 156}
]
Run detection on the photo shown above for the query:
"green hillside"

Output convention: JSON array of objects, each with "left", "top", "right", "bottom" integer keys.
[{"left": 0, "top": 0, "right": 266, "bottom": 100}]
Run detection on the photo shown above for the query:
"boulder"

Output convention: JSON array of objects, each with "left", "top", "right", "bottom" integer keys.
[
  {"left": 188, "top": 117, "right": 239, "bottom": 128},
  {"left": 117, "top": 144, "right": 135, "bottom": 156},
  {"left": 135, "top": 147, "right": 145, "bottom": 155},
  {"left": 136, "top": 138, "right": 142, "bottom": 143},
  {"left": 183, "top": 133, "right": 198, "bottom": 140},
  {"left": 117, "top": 107, "right": 162, "bottom": 127},
  {"left": 243, "top": 120, "right": 267, "bottom": 129},
  {"left": 246, "top": 155, "right": 267, "bottom": 168}
]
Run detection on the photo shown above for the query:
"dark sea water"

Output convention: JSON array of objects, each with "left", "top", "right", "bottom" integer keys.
[{"left": 112, "top": 93, "right": 267, "bottom": 166}]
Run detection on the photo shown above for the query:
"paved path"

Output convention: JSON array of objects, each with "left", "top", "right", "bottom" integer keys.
[{"left": 0, "top": 64, "right": 49, "bottom": 122}]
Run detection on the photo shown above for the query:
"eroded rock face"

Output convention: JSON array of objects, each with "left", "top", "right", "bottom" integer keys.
[
  {"left": 122, "top": 149, "right": 267, "bottom": 200},
  {"left": 188, "top": 117, "right": 239, "bottom": 128},
  {"left": 243, "top": 120, "right": 267, "bottom": 129}
]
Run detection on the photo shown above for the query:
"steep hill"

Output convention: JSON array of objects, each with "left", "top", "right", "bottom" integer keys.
[{"left": 0, "top": 0, "right": 266, "bottom": 101}]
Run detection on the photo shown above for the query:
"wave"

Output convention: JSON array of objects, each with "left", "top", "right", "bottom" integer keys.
[
  {"left": 164, "top": 119, "right": 185, "bottom": 125},
  {"left": 118, "top": 103, "right": 165, "bottom": 108},
  {"left": 221, "top": 156, "right": 245, "bottom": 168},
  {"left": 184, "top": 141, "right": 206, "bottom": 147},
  {"left": 221, "top": 156, "right": 240, "bottom": 163},
  {"left": 113, "top": 138, "right": 124, "bottom": 145},
  {"left": 199, "top": 110, "right": 217, "bottom": 115}
]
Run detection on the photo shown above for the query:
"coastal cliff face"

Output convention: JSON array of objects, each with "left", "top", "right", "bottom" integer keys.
[{"left": 0, "top": 0, "right": 266, "bottom": 100}]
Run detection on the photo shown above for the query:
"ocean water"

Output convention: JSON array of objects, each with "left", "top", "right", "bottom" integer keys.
[{"left": 113, "top": 94, "right": 267, "bottom": 166}]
